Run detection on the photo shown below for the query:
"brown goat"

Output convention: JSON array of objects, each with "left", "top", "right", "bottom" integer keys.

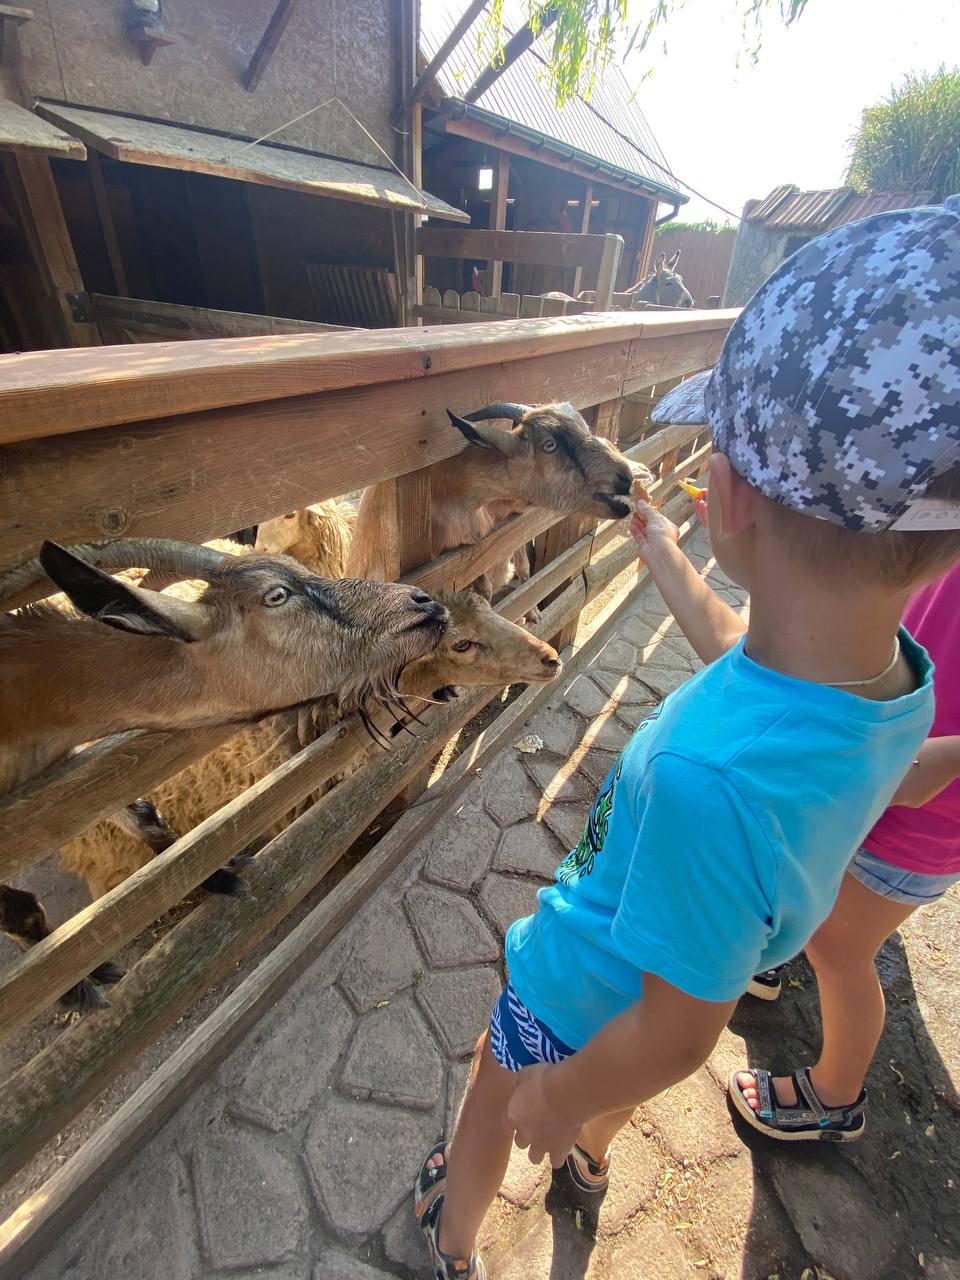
[
  {"left": 346, "top": 402, "right": 649, "bottom": 592},
  {"left": 0, "top": 538, "right": 447, "bottom": 1010}
]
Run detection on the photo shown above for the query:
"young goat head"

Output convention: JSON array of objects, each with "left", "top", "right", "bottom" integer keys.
[
  {"left": 398, "top": 588, "right": 562, "bottom": 700},
  {"left": 446, "top": 402, "right": 640, "bottom": 522},
  {"left": 254, "top": 499, "right": 357, "bottom": 579}
]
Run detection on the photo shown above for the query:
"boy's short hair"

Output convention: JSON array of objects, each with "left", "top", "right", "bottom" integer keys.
[{"left": 652, "top": 196, "right": 960, "bottom": 582}]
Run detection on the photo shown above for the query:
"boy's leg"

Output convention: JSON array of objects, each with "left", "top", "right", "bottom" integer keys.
[
  {"left": 577, "top": 1108, "right": 636, "bottom": 1163},
  {"left": 737, "top": 870, "right": 916, "bottom": 1110},
  {"left": 436, "top": 1030, "right": 521, "bottom": 1259}
]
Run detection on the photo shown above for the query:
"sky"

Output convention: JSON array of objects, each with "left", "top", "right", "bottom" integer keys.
[{"left": 620, "top": 0, "right": 959, "bottom": 222}]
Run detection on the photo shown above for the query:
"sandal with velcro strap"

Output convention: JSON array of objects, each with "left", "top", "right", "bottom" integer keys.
[
  {"left": 564, "top": 1143, "right": 610, "bottom": 1194},
  {"left": 414, "top": 1142, "right": 487, "bottom": 1280},
  {"left": 728, "top": 1065, "right": 866, "bottom": 1142}
]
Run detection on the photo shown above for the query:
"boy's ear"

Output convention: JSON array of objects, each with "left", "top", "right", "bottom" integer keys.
[
  {"left": 707, "top": 455, "right": 758, "bottom": 538},
  {"left": 39, "top": 542, "right": 213, "bottom": 643}
]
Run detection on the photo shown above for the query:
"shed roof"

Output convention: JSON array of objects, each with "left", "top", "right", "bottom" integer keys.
[
  {"left": 36, "top": 102, "right": 469, "bottom": 222},
  {"left": 745, "top": 184, "right": 934, "bottom": 232},
  {"left": 420, "top": 0, "right": 685, "bottom": 204}
]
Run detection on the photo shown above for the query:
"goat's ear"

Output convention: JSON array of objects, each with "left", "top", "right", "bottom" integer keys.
[
  {"left": 39, "top": 542, "right": 213, "bottom": 643},
  {"left": 667, "top": 249, "right": 681, "bottom": 269},
  {"left": 446, "top": 410, "right": 519, "bottom": 457},
  {"left": 654, "top": 252, "right": 667, "bottom": 273}
]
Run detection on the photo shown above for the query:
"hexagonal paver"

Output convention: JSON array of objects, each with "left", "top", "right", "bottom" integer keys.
[
  {"left": 340, "top": 997, "right": 443, "bottom": 1110},
  {"left": 493, "top": 820, "right": 564, "bottom": 880},
  {"left": 635, "top": 662, "right": 693, "bottom": 698},
  {"left": 578, "top": 748, "right": 621, "bottom": 789},
  {"left": 563, "top": 674, "right": 610, "bottom": 719},
  {"left": 421, "top": 796, "right": 499, "bottom": 890},
  {"left": 317, "top": 1249, "right": 396, "bottom": 1280},
  {"left": 445, "top": 1059, "right": 471, "bottom": 1135},
  {"left": 542, "top": 802, "right": 590, "bottom": 853},
  {"left": 638, "top": 1068, "right": 741, "bottom": 1163},
  {"left": 232, "top": 985, "right": 354, "bottom": 1131},
  {"left": 522, "top": 755, "right": 594, "bottom": 804},
  {"left": 304, "top": 1095, "right": 439, "bottom": 1237},
  {"left": 338, "top": 907, "right": 422, "bottom": 1013},
  {"left": 499, "top": 1144, "right": 549, "bottom": 1208},
  {"left": 615, "top": 702, "right": 654, "bottom": 730},
  {"left": 606, "top": 1220, "right": 693, "bottom": 1278},
  {"left": 593, "top": 636, "right": 639, "bottom": 672},
  {"left": 406, "top": 883, "right": 499, "bottom": 969},
  {"left": 590, "top": 668, "right": 659, "bottom": 706},
  {"left": 194, "top": 1132, "right": 309, "bottom": 1268},
  {"left": 580, "top": 710, "right": 631, "bottom": 752},
  {"left": 417, "top": 964, "right": 502, "bottom": 1058},
  {"left": 530, "top": 706, "right": 584, "bottom": 756},
  {"left": 479, "top": 872, "right": 543, "bottom": 935},
  {"left": 479, "top": 753, "right": 543, "bottom": 826},
  {"left": 382, "top": 1199, "right": 430, "bottom": 1273},
  {"left": 600, "top": 1121, "right": 660, "bottom": 1233}
]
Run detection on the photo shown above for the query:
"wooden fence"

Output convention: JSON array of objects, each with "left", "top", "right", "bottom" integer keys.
[
  {"left": 85, "top": 294, "right": 349, "bottom": 344},
  {"left": 417, "top": 285, "right": 679, "bottom": 324},
  {"left": 657, "top": 225, "right": 737, "bottom": 307},
  {"left": 0, "top": 307, "right": 735, "bottom": 1196}
]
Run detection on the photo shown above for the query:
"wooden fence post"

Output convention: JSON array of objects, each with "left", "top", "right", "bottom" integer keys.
[
  {"left": 397, "top": 467, "right": 434, "bottom": 803},
  {"left": 594, "top": 233, "right": 623, "bottom": 310},
  {"left": 487, "top": 152, "right": 510, "bottom": 296}
]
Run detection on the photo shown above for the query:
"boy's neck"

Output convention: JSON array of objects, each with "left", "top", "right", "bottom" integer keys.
[{"left": 743, "top": 558, "right": 915, "bottom": 700}]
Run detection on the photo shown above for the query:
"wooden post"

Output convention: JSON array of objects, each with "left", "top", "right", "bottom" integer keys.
[
  {"left": 396, "top": 0, "right": 421, "bottom": 327},
  {"left": 633, "top": 197, "right": 657, "bottom": 287},
  {"left": 571, "top": 179, "right": 593, "bottom": 297},
  {"left": 87, "top": 152, "right": 128, "bottom": 298},
  {"left": 2, "top": 153, "right": 99, "bottom": 347},
  {"left": 487, "top": 151, "right": 509, "bottom": 296},
  {"left": 593, "top": 233, "right": 623, "bottom": 311},
  {"left": 243, "top": 0, "right": 299, "bottom": 92},
  {"left": 397, "top": 467, "right": 434, "bottom": 803}
]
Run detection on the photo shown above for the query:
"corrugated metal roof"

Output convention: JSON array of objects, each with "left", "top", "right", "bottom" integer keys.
[
  {"left": 745, "top": 184, "right": 934, "bottom": 232},
  {"left": 420, "top": 0, "right": 685, "bottom": 202}
]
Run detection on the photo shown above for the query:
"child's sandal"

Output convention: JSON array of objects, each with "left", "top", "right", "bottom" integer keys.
[
  {"left": 728, "top": 1066, "right": 866, "bottom": 1142},
  {"left": 414, "top": 1144, "right": 487, "bottom": 1280},
  {"left": 564, "top": 1143, "right": 610, "bottom": 1194}
]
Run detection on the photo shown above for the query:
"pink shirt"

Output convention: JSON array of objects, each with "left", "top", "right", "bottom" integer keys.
[{"left": 864, "top": 563, "right": 960, "bottom": 874}]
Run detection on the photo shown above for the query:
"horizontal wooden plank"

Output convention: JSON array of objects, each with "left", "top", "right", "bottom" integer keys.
[
  {"left": 0, "top": 340, "right": 630, "bottom": 569},
  {"left": 622, "top": 327, "right": 729, "bottom": 395},
  {"left": 0, "top": 724, "right": 239, "bottom": 880},
  {"left": 0, "top": 310, "right": 735, "bottom": 446},
  {"left": 403, "top": 505, "right": 560, "bottom": 594},
  {"left": 0, "top": 97, "right": 85, "bottom": 160},
  {"left": 36, "top": 102, "right": 469, "bottom": 224},
  {"left": 418, "top": 227, "right": 619, "bottom": 271},
  {"left": 90, "top": 295, "right": 349, "bottom": 343}
]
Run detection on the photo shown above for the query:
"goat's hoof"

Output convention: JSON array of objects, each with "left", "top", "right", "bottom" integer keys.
[
  {"left": 202, "top": 868, "right": 249, "bottom": 898},
  {"left": 59, "top": 978, "right": 111, "bottom": 1014},
  {"left": 89, "top": 960, "right": 125, "bottom": 986}
]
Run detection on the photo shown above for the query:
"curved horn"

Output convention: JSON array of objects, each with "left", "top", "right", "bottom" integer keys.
[
  {"left": 464, "top": 403, "right": 532, "bottom": 424},
  {"left": 0, "top": 538, "right": 229, "bottom": 611}
]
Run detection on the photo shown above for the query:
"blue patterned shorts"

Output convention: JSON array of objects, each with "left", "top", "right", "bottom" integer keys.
[{"left": 489, "top": 983, "right": 575, "bottom": 1072}]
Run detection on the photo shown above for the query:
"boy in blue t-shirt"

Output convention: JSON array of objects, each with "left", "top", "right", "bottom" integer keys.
[{"left": 415, "top": 200, "right": 960, "bottom": 1280}]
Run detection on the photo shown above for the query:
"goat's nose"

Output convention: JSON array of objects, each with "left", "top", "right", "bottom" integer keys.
[
  {"left": 615, "top": 472, "right": 633, "bottom": 496},
  {"left": 541, "top": 655, "right": 560, "bottom": 669},
  {"left": 410, "top": 588, "right": 432, "bottom": 605}
]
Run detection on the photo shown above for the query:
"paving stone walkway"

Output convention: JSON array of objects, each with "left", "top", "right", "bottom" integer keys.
[{"left": 28, "top": 533, "right": 960, "bottom": 1280}]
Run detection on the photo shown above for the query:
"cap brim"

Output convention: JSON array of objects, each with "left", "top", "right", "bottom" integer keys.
[{"left": 650, "top": 368, "right": 712, "bottom": 426}]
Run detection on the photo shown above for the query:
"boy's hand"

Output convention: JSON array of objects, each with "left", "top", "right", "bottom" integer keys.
[
  {"left": 630, "top": 501, "right": 680, "bottom": 564},
  {"left": 507, "top": 1063, "right": 580, "bottom": 1168}
]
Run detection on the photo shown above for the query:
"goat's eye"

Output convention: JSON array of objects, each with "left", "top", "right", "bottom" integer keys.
[
  {"left": 283, "top": 513, "right": 296, "bottom": 520},
  {"left": 541, "top": 437, "right": 558, "bottom": 453},
  {"left": 452, "top": 638, "right": 473, "bottom": 652},
  {"left": 262, "top": 585, "right": 292, "bottom": 607}
]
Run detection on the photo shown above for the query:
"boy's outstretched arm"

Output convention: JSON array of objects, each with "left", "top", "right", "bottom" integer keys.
[
  {"left": 890, "top": 734, "right": 960, "bottom": 808},
  {"left": 507, "top": 974, "right": 737, "bottom": 1166},
  {"left": 631, "top": 501, "right": 746, "bottom": 665}
]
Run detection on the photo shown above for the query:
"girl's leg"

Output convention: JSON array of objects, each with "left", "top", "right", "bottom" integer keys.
[
  {"left": 437, "top": 1030, "right": 522, "bottom": 1258},
  {"left": 737, "top": 870, "right": 916, "bottom": 1111}
]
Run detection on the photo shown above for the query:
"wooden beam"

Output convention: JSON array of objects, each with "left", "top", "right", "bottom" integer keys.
[
  {"left": 243, "top": 0, "right": 299, "bottom": 92},
  {"left": 418, "top": 225, "right": 615, "bottom": 271},
  {"left": 487, "top": 151, "right": 510, "bottom": 295},
  {"left": 0, "top": 339, "right": 634, "bottom": 569},
  {"left": 1, "top": 153, "right": 99, "bottom": 347},
  {"left": 464, "top": 6, "right": 558, "bottom": 103},
  {"left": 393, "top": 0, "right": 489, "bottom": 123},
  {"left": 88, "top": 294, "right": 349, "bottom": 343},
  {"left": 0, "top": 95, "right": 84, "bottom": 160},
  {"left": 86, "top": 153, "right": 128, "bottom": 298},
  {"left": 593, "top": 232, "right": 622, "bottom": 309},
  {"left": 0, "top": 309, "right": 737, "bottom": 445},
  {"left": 572, "top": 179, "right": 593, "bottom": 295}
]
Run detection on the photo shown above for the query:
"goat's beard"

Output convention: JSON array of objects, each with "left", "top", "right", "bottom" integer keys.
[{"left": 350, "top": 665, "right": 427, "bottom": 749}]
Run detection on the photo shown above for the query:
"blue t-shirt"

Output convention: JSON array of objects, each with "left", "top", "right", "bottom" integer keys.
[{"left": 505, "top": 631, "right": 934, "bottom": 1049}]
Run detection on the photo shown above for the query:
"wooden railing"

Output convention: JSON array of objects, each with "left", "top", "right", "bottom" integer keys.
[
  {"left": 0, "top": 307, "right": 735, "bottom": 1185},
  {"left": 417, "top": 285, "right": 680, "bottom": 324}
]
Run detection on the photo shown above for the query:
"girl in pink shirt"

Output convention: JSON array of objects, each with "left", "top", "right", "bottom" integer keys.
[{"left": 733, "top": 561, "right": 960, "bottom": 1139}]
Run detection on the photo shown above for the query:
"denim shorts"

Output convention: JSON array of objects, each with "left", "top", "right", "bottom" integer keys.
[
  {"left": 848, "top": 846, "right": 960, "bottom": 906},
  {"left": 489, "top": 983, "right": 575, "bottom": 1073}
]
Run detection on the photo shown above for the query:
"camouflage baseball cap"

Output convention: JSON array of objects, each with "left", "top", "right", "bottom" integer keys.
[{"left": 651, "top": 196, "right": 960, "bottom": 531}]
